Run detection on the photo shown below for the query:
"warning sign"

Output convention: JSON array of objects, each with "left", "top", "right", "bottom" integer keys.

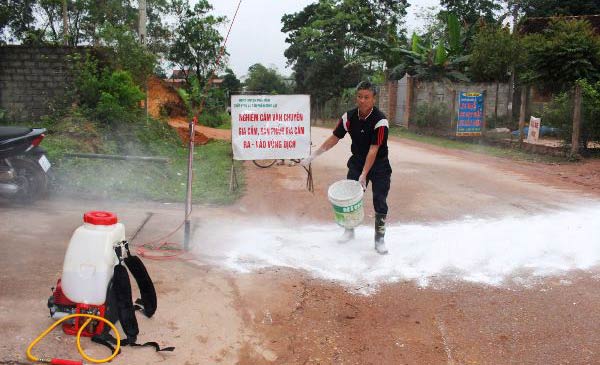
[{"left": 231, "top": 95, "right": 311, "bottom": 160}]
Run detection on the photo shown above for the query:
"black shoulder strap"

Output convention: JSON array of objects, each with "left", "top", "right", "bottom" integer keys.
[
  {"left": 112, "top": 262, "right": 139, "bottom": 343},
  {"left": 123, "top": 242, "right": 157, "bottom": 318},
  {"left": 92, "top": 332, "right": 175, "bottom": 353}
]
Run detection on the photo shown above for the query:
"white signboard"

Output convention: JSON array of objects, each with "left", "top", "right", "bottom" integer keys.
[
  {"left": 231, "top": 95, "right": 311, "bottom": 160},
  {"left": 527, "top": 116, "right": 541, "bottom": 143}
]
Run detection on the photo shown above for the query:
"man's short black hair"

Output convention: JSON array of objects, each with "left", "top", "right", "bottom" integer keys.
[{"left": 356, "top": 81, "right": 377, "bottom": 96}]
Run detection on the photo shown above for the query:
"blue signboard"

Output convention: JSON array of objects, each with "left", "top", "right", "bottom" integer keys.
[{"left": 457, "top": 92, "right": 484, "bottom": 136}]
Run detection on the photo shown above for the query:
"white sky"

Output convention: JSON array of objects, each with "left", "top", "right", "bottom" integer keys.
[{"left": 209, "top": 0, "right": 440, "bottom": 78}]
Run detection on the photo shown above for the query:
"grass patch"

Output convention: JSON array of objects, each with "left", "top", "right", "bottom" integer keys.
[
  {"left": 34, "top": 113, "right": 244, "bottom": 204},
  {"left": 388, "top": 126, "right": 567, "bottom": 163}
]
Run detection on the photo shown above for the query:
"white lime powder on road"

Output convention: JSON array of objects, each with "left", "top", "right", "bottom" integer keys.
[{"left": 196, "top": 204, "right": 600, "bottom": 290}]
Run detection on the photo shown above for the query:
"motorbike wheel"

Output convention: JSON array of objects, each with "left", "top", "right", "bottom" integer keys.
[{"left": 8, "top": 157, "right": 48, "bottom": 203}]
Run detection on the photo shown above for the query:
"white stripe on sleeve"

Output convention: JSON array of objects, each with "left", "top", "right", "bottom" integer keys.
[
  {"left": 341, "top": 113, "right": 349, "bottom": 131},
  {"left": 374, "top": 119, "right": 389, "bottom": 129}
]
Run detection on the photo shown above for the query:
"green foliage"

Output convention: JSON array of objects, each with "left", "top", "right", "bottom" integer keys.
[
  {"left": 73, "top": 54, "right": 144, "bottom": 124},
  {"left": 48, "top": 116, "right": 244, "bottom": 204},
  {"left": 321, "top": 88, "right": 357, "bottom": 119},
  {"left": 440, "top": 0, "right": 502, "bottom": 26},
  {"left": 244, "top": 63, "right": 290, "bottom": 94},
  {"left": 168, "top": 0, "right": 225, "bottom": 81},
  {"left": 540, "top": 81, "right": 600, "bottom": 150},
  {"left": 176, "top": 76, "right": 227, "bottom": 127},
  {"left": 578, "top": 79, "right": 600, "bottom": 148},
  {"left": 413, "top": 102, "right": 452, "bottom": 131},
  {"left": 520, "top": 19, "right": 600, "bottom": 92},
  {"left": 282, "top": 0, "right": 408, "bottom": 104},
  {"left": 98, "top": 24, "right": 156, "bottom": 84},
  {"left": 521, "top": 0, "right": 600, "bottom": 17},
  {"left": 221, "top": 68, "right": 241, "bottom": 96},
  {"left": 389, "top": 126, "right": 566, "bottom": 163},
  {"left": 470, "top": 26, "right": 518, "bottom": 82},
  {"left": 0, "top": 0, "right": 36, "bottom": 43},
  {"left": 539, "top": 92, "right": 571, "bottom": 131},
  {"left": 392, "top": 13, "right": 470, "bottom": 82},
  {"left": 200, "top": 112, "right": 230, "bottom": 128}
]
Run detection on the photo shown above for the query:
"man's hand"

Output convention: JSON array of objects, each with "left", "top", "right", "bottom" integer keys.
[
  {"left": 300, "top": 156, "right": 313, "bottom": 167},
  {"left": 358, "top": 173, "right": 367, "bottom": 191}
]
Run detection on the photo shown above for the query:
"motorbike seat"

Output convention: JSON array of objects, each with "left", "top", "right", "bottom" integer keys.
[{"left": 0, "top": 127, "right": 33, "bottom": 140}]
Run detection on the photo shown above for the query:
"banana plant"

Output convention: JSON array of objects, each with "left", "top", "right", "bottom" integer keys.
[{"left": 391, "top": 13, "right": 471, "bottom": 82}]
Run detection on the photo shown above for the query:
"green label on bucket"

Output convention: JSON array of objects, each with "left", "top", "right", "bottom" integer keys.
[{"left": 333, "top": 201, "right": 363, "bottom": 214}]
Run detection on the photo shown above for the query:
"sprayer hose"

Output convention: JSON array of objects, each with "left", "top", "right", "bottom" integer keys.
[{"left": 26, "top": 313, "right": 121, "bottom": 364}]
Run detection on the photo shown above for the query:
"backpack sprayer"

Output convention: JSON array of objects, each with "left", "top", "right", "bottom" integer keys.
[{"left": 27, "top": 211, "right": 173, "bottom": 364}]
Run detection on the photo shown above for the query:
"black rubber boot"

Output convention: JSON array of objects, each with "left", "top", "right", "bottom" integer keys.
[
  {"left": 337, "top": 228, "right": 355, "bottom": 243},
  {"left": 374, "top": 213, "right": 388, "bottom": 255}
]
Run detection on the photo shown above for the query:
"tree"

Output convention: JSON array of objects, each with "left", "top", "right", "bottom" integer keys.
[
  {"left": 98, "top": 24, "right": 156, "bottom": 85},
  {"left": 168, "top": 0, "right": 225, "bottom": 81},
  {"left": 470, "top": 24, "right": 518, "bottom": 121},
  {"left": 1, "top": 0, "right": 169, "bottom": 50},
  {"left": 469, "top": 25, "right": 517, "bottom": 82},
  {"left": 521, "top": 0, "right": 600, "bottom": 18},
  {"left": 440, "top": 0, "right": 502, "bottom": 26},
  {"left": 221, "top": 68, "right": 241, "bottom": 95},
  {"left": 520, "top": 19, "right": 600, "bottom": 93},
  {"left": 244, "top": 64, "right": 290, "bottom": 94},
  {"left": 0, "top": 0, "right": 37, "bottom": 43},
  {"left": 282, "top": 0, "right": 408, "bottom": 106}
]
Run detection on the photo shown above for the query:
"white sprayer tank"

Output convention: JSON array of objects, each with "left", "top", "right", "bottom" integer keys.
[{"left": 61, "top": 211, "right": 123, "bottom": 305}]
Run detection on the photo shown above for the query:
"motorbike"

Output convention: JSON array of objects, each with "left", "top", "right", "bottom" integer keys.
[{"left": 0, "top": 126, "right": 50, "bottom": 202}]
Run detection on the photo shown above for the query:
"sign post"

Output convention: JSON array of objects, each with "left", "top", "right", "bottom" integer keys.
[{"left": 456, "top": 92, "right": 484, "bottom": 137}]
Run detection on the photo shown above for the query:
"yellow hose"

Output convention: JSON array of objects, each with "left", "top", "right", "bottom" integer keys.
[{"left": 26, "top": 313, "right": 121, "bottom": 364}]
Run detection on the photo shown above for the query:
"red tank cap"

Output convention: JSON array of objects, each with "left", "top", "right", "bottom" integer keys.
[{"left": 83, "top": 211, "right": 118, "bottom": 225}]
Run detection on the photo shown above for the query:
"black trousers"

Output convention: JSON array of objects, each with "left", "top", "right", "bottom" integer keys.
[{"left": 347, "top": 158, "right": 392, "bottom": 215}]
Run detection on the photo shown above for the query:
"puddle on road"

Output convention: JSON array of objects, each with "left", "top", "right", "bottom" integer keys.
[{"left": 193, "top": 204, "right": 600, "bottom": 291}]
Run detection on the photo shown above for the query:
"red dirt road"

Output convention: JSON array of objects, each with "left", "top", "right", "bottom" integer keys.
[{"left": 1, "top": 127, "right": 600, "bottom": 364}]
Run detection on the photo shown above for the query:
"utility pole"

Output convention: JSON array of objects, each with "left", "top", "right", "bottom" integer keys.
[
  {"left": 62, "top": 0, "right": 68, "bottom": 46},
  {"left": 138, "top": 0, "right": 147, "bottom": 44},
  {"left": 139, "top": 0, "right": 149, "bottom": 119}
]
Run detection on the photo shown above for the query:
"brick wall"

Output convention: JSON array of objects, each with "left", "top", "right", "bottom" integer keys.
[
  {"left": 0, "top": 46, "right": 88, "bottom": 122},
  {"left": 412, "top": 80, "right": 511, "bottom": 120},
  {"left": 377, "top": 81, "right": 398, "bottom": 123}
]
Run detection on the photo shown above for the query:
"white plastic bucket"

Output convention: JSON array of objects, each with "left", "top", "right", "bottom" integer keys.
[
  {"left": 327, "top": 179, "right": 365, "bottom": 229},
  {"left": 61, "top": 211, "right": 123, "bottom": 305}
]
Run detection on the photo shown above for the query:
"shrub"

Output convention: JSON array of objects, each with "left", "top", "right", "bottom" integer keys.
[
  {"left": 176, "top": 76, "right": 228, "bottom": 127},
  {"left": 73, "top": 54, "right": 145, "bottom": 124},
  {"left": 413, "top": 102, "right": 452, "bottom": 131},
  {"left": 94, "top": 71, "right": 145, "bottom": 124},
  {"left": 578, "top": 79, "right": 600, "bottom": 148},
  {"left": 487, "top": 115, "right": 517, "bottom": 130},
  {"left": 200, "top": 112, "right": 230, "bottom": 128},
  {"left": 541, "top": 81, "right": 600, "bottom": 151}
]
